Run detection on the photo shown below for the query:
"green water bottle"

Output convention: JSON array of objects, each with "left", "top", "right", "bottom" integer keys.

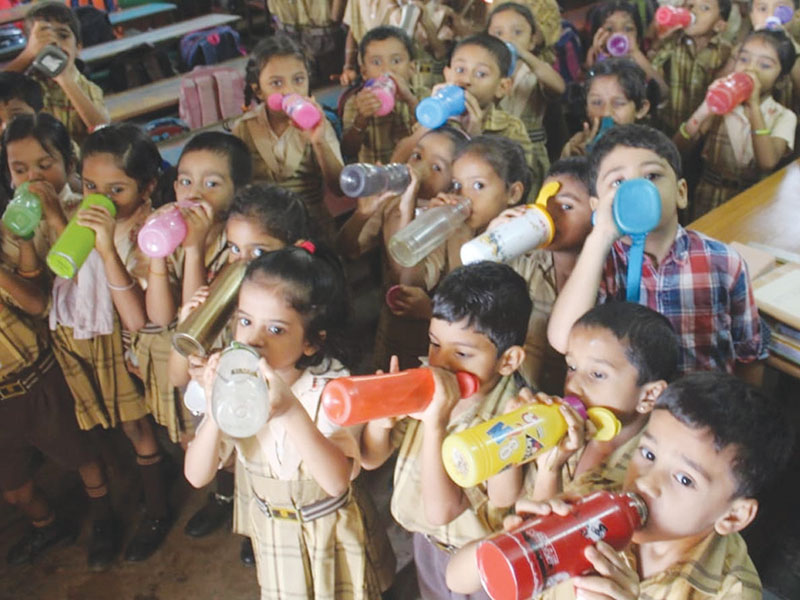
[
  {"left": 2, "top": 182, "right": 42, "bottom": 239},
  {"left": 46, "top": 194, "right": 116, "bottom": 279}
]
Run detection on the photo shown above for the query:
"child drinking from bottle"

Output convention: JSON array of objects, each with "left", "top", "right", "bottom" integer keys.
[
  {"left": 360, "top": 261, "right": 532, "bottom": 599},
  {"left": 675, "top": 29, "right": 797, "bottom": 219},
  {"left": 184, "top": 245, "right": 395, "bottom": 599},
  {"left": 46, "top": 123, "right": 171, "bottom": 563},
  {"left": 487, "top": 1, "right": 566, "bottom": 195},
  {"left": 233, "top": 35, "right": 343, "bottom": 241}
]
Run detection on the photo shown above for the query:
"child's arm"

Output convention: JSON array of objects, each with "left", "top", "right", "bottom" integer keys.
[
  {"left": 341, "top": 89, "right": 381, "bottom": 159},
  {"left": 418, "top": 3, "right": 450, "bottom": 61},
  {"left": 629, "top": 46, "right": 669, "bottom": 101},
  {"left": 744, "top": 75, "right": 791, "bottom": 171},
  {"left": 547, "top": 193, "right": 620, "bottom": 354},
  {"left": 304, "top": 101, "right": 345, "bottom": 196},
  {"left": 340, "top": 30, "right": 359, "bottom": 86},
  {"left": 54, "top": 62, "right": 110, "bottom": 133},
  {"left": 336, "top": 191, "right": 393, "bottom": 260},
  {"left": 180, "top": 202, "right": 214, "bottom": 304},
  {"left": 0, "top": 260, "right": 48, "bottom": 316},
  {"left": 445, "top": 540, "right": 484, "bottom": 595},
  {"left": 168, "top": 286, "right": 210, "bottom": 388},
  {"left": 184, "top": 355, "right": 225, "bottom": 488},
  {"left": 145, "top": 256, "right": 178, "bottom": 326},
  {"left": 517, "top": 47, "right": 566, "bottom": 96},
  {"left": 360, "top": 355, "right": 401, "bottom": 469},
  {"left": 77, "top": 205, "right": 146, "bottom": 332},
  {"left": 673, "top": 100, "right": 714, "bottom": 153},
  {"left": 572, "top": 541, "right": 640, "bottom": 600}
]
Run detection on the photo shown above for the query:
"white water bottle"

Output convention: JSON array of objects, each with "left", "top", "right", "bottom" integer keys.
[
  {"left": 211, "top": 343, "right": 269, "bottom": 438},
  {"left": 388, "top": 198, "right": 471, "bottom": 267}
]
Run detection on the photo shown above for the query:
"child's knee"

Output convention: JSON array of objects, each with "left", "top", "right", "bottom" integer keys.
[{"left": 2, "top": 480, "right": 35, "bottom": 507}]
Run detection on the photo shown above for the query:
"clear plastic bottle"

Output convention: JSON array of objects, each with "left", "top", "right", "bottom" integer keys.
[
  {"left": 388, "top": 198, "right": 471, "bottom": 267},
  {"left": 2, "top": 182, "right": 42, "bottom": 239},
  {"left": 339, "top": 163, "right": 411, "bottom": 197},
  {"left": 211, "top": 343, "right": 270, "bottom": 438}
]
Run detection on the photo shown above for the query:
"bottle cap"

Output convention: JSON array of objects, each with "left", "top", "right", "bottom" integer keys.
[
  {"left": 587, "top": 407, "right": 621, "bottom": 441},
  {"left": 267, "top": 93, "right": 284, "bottom": 111},
  {"left": 606, "top": 33, "right": 630, "bottom": 56},
  {"left": 456, "top": 371, "right": 480, "bottom": 398}
]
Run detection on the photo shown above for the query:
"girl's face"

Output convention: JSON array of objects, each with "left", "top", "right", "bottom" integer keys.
[
  {"left": 6, "top": 137, "right": 69, "bottom": 192},
  {"left": 255, "top": 55, "right": 310, "bottom": 105},
  {"left": 602, "top": 10, "right": 638, "bottom": 46},
  {"left": 586, "top": 75, "right": 648, "bottom": 124},
  {"left": 175, "top": 150, "right": 236, "bottom": 215},
  {"left": 735, "top": 37, "right": 782, "bottom": 93},
  {"left": 544, "top": 174, "right": 594, "bottom": 252},
  {"left": 235, "top": 279, "right": 316, "bottom": 373},
  {"left": 225, "top": 216, "right": 286, "bottom": 262},
  {"left": 452, "top": 152, "right": 521, "bottom": 232},
  {"left": 408, "top": 132, "right": 456, "bottom": 200},
  {"left": 750, "top": 0, "right": 794, "bottom": 31},
  {"left": 82, "top": 153, "right": 149, "bottom": 218},
  {"left": 488, "top": 9, "right": 535, "bottom": 52}
]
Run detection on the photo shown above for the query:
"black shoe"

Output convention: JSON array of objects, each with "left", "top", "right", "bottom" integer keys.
[
  {"left": 240, "top": 537, "right": 255, "bottom": 567},
  {"left": 6, "top": 520, "right": 76, "bottom": 565},
  {"left": 87, "top": 518, "right": 117, "bottom": 571},
  {"left": 123, "top": 516, "right": 171, "bottom": 562},
  {"left": 184, "top": 493, "right": 233, "bottom": 538}
]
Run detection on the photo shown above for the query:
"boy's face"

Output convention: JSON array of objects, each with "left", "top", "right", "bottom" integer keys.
[
  {"left": 592, "top": 146, "right": 687, "bottom": 234},
  {"left": 586, "top": 75, "right": 649, "bottom": 125},
  {"left": 544, "top": 174, "right": 593, "bottom": 252},
  {"left": 751, "top": 0, "right": 795, "bottom": 31},
  {"left": 444, "top": 44, "right": 510, "bottom": 108},
  {"left": 564, "top": 324, "right": 652, "bottom": 422},
  {"left": 625, "top": 410, "right": 752, "bottom": 544},
  {"left": 734, "top": 37, "right": 782, "bottom": 92},
  {"left": 452, "top": 151, "right": 521, "bottom": 232},
  {"left": 29, "top": 19, "right": 79, "bottom": 61},
  {"left": 0, "top": 99, "right": 36, "bottom": 132},
  {"left": 407, "top": 132, "right": 456, "bottom": 200},
  {"left": 428, "top": 317, "right": 505, "bottom": 393},
  {"left": 488, "top": 9, "right": 535, "bottom": 52},
  {"left": 255, "top": 55, "right": 309, "bottom": 103},
  {"left": 685, "top": 0, "right": 724, "bottom": 38},
  {"left": 175, "top": 150, "right": 236, "bottom": 216},
  {"left": 361, "top": 37, "right": 413, "bottom": 82}
]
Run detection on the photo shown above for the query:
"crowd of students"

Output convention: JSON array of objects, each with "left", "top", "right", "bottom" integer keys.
[{"left": 0, "top": 1, "right": 797, "bottom": 599}]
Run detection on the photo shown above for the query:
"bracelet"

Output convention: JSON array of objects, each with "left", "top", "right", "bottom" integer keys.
[
  {"left": 753, "top": 128, "right": 772, "bottom": 136},
  {"left": 679, "top": 122, "right": 692, "bottom": 140},
  {"left": 15, "top": 266, "right": 42, "bottom": 279},
  {"left": 107, "top": 279, "right": 137, "bottom": 291},
  {"left": 148, "top": 269, "right": 169, "bottom": 278}
]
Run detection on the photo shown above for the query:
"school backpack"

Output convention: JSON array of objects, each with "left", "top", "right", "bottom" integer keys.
[
  {"left": 68, "top": 0, "right": 117, "bottom": 10},
  {"left": 144, "top": 116, "right": 190, "bottom": 143},
  {"left": 108, "top": 43, "right": 176, "bottom": 93},
  {"left": 73, "top": 6, "right": 115, "bottom": 47},
  {"left": 179, "top": 26, "right": 244, "bottom": 71},
  {"left": 0, "top": 25, "right": 25, "bottom": 56},
  {"left": 179, "top": 65, "right": 245, "bottom": 129},
  {"left": 554, "top": 19, "right": 584, "bottom": 85}
]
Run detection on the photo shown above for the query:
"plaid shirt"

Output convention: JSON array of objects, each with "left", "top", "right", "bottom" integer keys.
[
  {"left": 598, "top": 227, "right": 765, "bottom": 374},
  {"left": 39, "top": 73, "right": 105, "bottom": 145}
]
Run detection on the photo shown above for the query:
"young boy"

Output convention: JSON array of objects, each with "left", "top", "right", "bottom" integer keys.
[
  {"left": 547, "top": 124, "right": 764, "bottom": 377},
  {"left": 4, "top": 2, "right": 109, "bottom": 144},
  {"left": 392, "top": 33, "right": 535, "bottom": 170},
  {"left": 0, "top": 72, "right": 42, "bottom": 132},
  {"left": 341, "top": 26, "right": 422, "bottom": 164},
  {"left": 510, "top": 371, "right": 793, "bottom": 600},
  {"left": 650, "top": 0, "right": 733, "bottom": 133},
  {"left": 360, "top": 261, "right": 532, "bottom": 599}
]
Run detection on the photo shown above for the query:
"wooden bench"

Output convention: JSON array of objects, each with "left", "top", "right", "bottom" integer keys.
[
  {"left": 0, "top": 2, "right": 176, "bottom": 27},
  {"left": 105, "top": 55, "right": 248, "bottom": 122}
]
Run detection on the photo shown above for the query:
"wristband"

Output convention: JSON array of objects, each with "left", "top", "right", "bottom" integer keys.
[
  {"left": 679, "top": 122, "right": 692, "bottom": 140},
  {"left": 107, "top": 279, "right": 137, "bottom": 291},
  {"left": 16, "top": 267, "right": 42, "bottom": 279},
  {"left": 753, "top": 128, "right": 772, "bottom": 136}
]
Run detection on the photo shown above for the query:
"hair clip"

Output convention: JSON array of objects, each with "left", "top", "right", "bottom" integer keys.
[{"left": 297, "top": 240, "right": 316, "bottom": 254}]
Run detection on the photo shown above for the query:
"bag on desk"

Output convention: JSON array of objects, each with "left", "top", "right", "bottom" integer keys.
[
  {"left": 108, "top": 43, "right": 176, "bottom": 92},
  {"left": 179, "top": 65, "right": 245, "bottom": 129},
  {"left": 179, "top": 26, "right": 245, "bottom": 70},
  {"left": 73, "top": 7, "right": 115, "bottom": 48}
]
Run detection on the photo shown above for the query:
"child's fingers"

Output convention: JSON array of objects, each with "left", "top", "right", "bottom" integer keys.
[
  {"left": 389, "top": 355, "right": 400, "bottom": 373},
  {"left": 502, "top": 513, "right": 524, "bottom": 531}
]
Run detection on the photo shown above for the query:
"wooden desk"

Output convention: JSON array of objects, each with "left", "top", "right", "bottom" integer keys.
[
  {"left": 79, "top": 13, "right": 240, "bottom": 64},
  {"left": 690, "top": 161, "right": 800, "bottom": 378},
  {"left": 105, "top": 55, "right": 248, "bottom": 122},
  {"left": 109, "top": 3, "right": 176, "bottom": 27}
]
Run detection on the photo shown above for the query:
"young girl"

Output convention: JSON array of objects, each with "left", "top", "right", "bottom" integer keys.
[
  {"left": 487, "top": 1, "right": 566, "bottom": 194},
  {"left": 45, "top": 123, "right": 170, "bottom": 563},
  {"left": 561, "top": 58, "right": 652, "bottom": 157},
  {"left": 585, "top": 1, "right": 667, "bottom": 97},
  {"left": 338, "top": 125, "right": 469, "bottom": 370},
  {"left": 184, "top": 245, "right": 395, "bottom": 599},
  {"left": 233, "top": 35, "right": 343, "bottom": 242},
  {"left": 677, "top": 29, "right": 797, "bottom": 219}
]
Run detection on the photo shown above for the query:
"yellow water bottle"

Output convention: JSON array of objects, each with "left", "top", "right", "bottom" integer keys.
[{"left": 442, "top": 396, "right": 621, "bottom": 488}]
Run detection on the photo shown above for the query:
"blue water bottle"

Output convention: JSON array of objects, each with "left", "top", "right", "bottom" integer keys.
[{"left": 416, "top": 85, "right": 466, "bottom": 129}]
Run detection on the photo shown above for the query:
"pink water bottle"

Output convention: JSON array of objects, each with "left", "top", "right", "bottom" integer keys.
[
  {"left": 365, "top": 75, "right": 396, "bottom": 116},
  {"left": 606, "top": 33, "right": 630, "bottom": 56},
  {"left": 267, "top": 93, "right": 321, "bottom": 130},
  {"left": 137, "top": 204, "right": 188, "bottom": 258},
  {"left": 706, "top": 72, "right": 754, "bottom": 115},
  {"left": 655, "top": 5, "right": 695, "bottom": 29}
]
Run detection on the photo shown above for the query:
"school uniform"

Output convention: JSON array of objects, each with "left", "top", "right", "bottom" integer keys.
[
  {"left": 481, "top": 104, "right": 535, "bottom": 178},
  {"left": 38, "top": 73, "right": 105, "bottom": 145},
  {"left": 343, "top": 0, "right": 399, "bottom": 43}
]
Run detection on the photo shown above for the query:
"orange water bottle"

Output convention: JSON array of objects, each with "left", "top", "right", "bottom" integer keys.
[
  {"left": 706, "top": 72, "right": 754, "bottom": 115},
  {"left": 321, "top": 368, "right": 480, "bottom": 426}
]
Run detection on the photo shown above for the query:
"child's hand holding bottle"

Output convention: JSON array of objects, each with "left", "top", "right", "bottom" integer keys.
[
  {"left": 180, "top": 200, "right": 214, "bottom": 252},
  {"left": 409, "top": 366, "right": 467, "bottom": 427},
  {"left": 76, "top": 203, "right": 116, "bottom": 258}
]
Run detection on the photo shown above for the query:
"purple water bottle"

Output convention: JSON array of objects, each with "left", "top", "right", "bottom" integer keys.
[{"left": 606, "top": 33, "right": 630, "bottom": 57}]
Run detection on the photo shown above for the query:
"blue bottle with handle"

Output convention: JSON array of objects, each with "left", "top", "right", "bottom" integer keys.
[{"left": 415, "top": 85, "right": 466, "bottom": 129}]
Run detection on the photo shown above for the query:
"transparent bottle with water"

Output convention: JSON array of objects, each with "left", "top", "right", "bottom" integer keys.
[
  {"left": 211, "top": 343, "right": 270, "bottom": 438},
  {"left": 388, "top": 198, "right": 471, "bottom": 267},
  {"left": 339, "top": 163, "right": 411, "bottom": 197}
]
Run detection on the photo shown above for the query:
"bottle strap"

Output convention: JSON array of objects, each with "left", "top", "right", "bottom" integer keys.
[{"left": 626, "top": 234, "right": 646, "bottom": 303}]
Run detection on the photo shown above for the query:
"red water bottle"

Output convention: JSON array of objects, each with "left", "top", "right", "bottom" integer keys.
[
  {"left": 655, "top": 5, "right": 695, "bottom": 30},
  {"left": 476, "top": 491, "right": 647, "bottom": 600},
  {"left": 321, "top": 368, "right": 480, "bottom": 426},
  {"left": 706, "top": 72, "right": 755, "bottom": 115}
]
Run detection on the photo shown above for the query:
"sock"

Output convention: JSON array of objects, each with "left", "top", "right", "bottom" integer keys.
[
  {"left": 216, "top": 469, "right": 234, "bottom": 501},
  {"left": 137, "top": 453, "right": 168, "bottom": 519},
  {"left": 86, "top": 484, "right": 112, "bottom": 522}
]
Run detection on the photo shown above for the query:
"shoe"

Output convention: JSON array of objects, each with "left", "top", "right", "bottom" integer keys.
[
  {"left": 6, "top": 519, "right": 76, "bottom": 565},
  {"left": 123, "top": 516, "right": 171, "bottom": 562},
  {"left": 184, "top": 493, "right": 233, "bottom": 538},
  {"left": 240, "top": 537, "right": 255, "bottom": 567},
  {"left": 87, "top": 518, "right": 117, "bottom": 571}
]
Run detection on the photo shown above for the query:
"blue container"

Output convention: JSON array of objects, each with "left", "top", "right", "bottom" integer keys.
[{"left": 415, "top": 85, "right": 466, "bottom": 129}]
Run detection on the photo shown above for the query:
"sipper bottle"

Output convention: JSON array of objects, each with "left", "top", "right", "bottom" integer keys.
[
  {"left": 267, "top": 93, "right": 322, "bottom": 130},
  {"left": 415, "top": 85, "right": 466, "bottom": 129},
  {"left": 705, "top": 72, "right": 755, "bottom": 115},
  {"left": 340, "top": 163, "right": 411, "bottom": 197},
  {"left": 606, "top": 33, "right": 630, "bottom": 56},
  {"left": 137, "top": 202, "right": 189, "bottom": 258},
  {"left": 2, "top": 182, "right": 42, "bottom": 239},
  {"left": 365, "top": 75, "right": 397, "bottom": 116},
  {"left": 655, "top": 5, "right": 695, "bottom": 29},
  {"left": 388, "top": 198, "right": 471, "bottom": 267}
]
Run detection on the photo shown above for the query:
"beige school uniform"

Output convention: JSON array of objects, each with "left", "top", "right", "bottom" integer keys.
[{"left": 343, "top": 0, "right": 400, "bottom": 43}]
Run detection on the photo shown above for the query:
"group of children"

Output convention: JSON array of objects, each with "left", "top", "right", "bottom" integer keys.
[{"left": 0, "top": 1, "right": 797, "bottom": 599}]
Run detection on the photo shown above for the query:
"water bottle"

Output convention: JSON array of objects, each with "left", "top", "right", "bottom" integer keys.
[
  {"left": 705, "top": 72, "right": 754, "bottom": 115},
  {"left": 655, "top": 5, "right": 695, "bottom": 29},
  {"left": 388, "top": 198, "right": 471, "bottom": 267},
  {"left": 415, "top": 85, "right": 466, "bottom": 129},
  {"left": 211, "top": 342, "right": 270, "bottom": 438},
  {"left": 477, "top": 491, "right": 647, "bottom": 599},
  {"left": 766, "top": 5, "right": 793, "bottom": 29},
  {"left": 137, "top": 203, "right": 188, "bottom": 258},
  {"left": 460, "top": 204, "right": 554, "bottom": 264},
  {"left": 46, "top": 194, "right": 117, "bottom": 279},
  {"left": 398, "top": 0, "right": 422, "bottom": 37},
  {"left": 2, "top": 182, "right": 42, "bottom": 239},
  {"left": 339, "top": 163, "right": 411, "bottom": 197},
  {"left": 365, "top": 75, "right": 397, "bottom": 116},
  {"left": 606, "top": 33, "right": 630, "bottom": 56},
  {"left": 267, "top": 93, "right": 322, "bottom": 130},
  {"left": 30, "top": 45, "right": 68, "bottom": 78}
]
